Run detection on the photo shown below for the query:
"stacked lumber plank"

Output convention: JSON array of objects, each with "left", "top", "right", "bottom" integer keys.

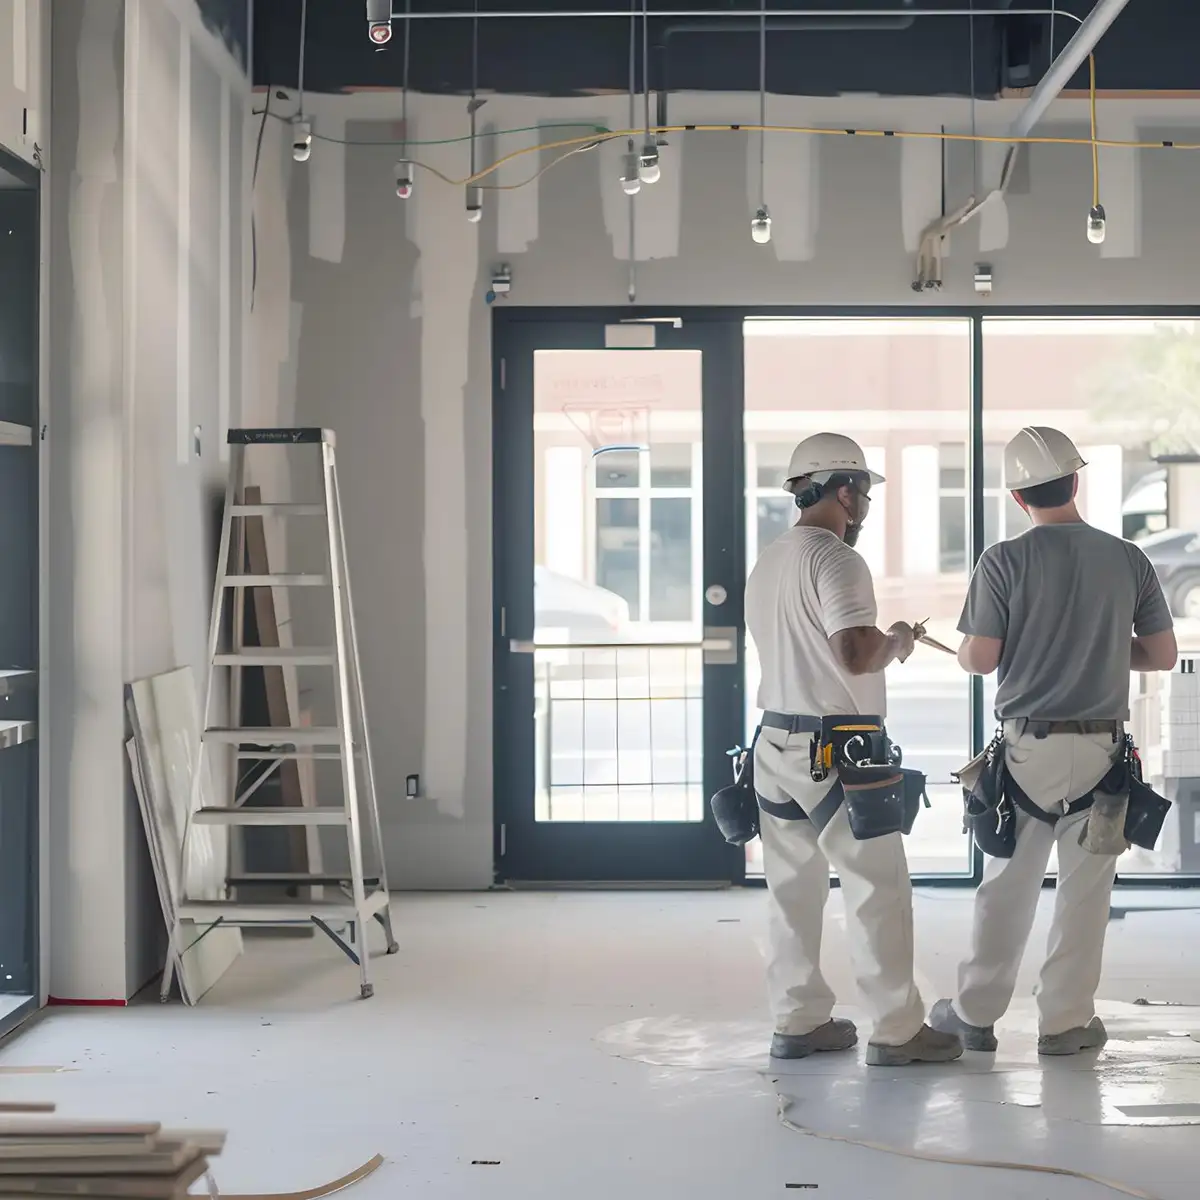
[{"left": 0, "top": 1117, "right": 225, "bottom": 1198}]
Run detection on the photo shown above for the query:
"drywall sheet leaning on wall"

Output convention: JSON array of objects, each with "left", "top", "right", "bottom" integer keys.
[{"left": 127, "top": 667, "right": 242, "bottom": 1003}]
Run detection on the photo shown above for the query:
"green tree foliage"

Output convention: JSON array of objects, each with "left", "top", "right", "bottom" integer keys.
[{"left": 1089, "top": 326, "right": 1200, "bottom": 457}]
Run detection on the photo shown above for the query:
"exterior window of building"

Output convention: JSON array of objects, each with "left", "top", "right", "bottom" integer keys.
[
  {"left": 938, "top": 444, "right": 1024, "bottom": 572},
  {"left": 592, "top": 443, "right": 702, "bottom": 629}
]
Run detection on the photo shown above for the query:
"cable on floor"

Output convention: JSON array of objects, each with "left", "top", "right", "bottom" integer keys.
[{"left": 777, "top": 1096, "right": 1160, "bottom": 1200}]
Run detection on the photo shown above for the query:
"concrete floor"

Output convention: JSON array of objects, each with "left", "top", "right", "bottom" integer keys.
[{"left": 2, "top": 890, "right": 1200, "bottom": 1198}]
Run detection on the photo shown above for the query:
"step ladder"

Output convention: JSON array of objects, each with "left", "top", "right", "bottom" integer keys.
[{"left": 162, "top": 427, "right": 397, "bottom": 1002}]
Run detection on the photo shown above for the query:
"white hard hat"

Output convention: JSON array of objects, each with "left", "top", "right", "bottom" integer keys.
[
  {"left": 1003, "top": 426, "right": 1087, "bottom": 490},
  {"left": 785, "top": 433, "right": 884, "bottom": 489}
]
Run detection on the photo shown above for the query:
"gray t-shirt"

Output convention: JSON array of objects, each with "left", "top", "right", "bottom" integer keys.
[{"left": 958, "top": 522, "right": 1173, "bottom": 720}]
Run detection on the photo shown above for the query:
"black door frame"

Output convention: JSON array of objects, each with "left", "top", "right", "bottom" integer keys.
[
  {"left": 493, "top": 304, "right": 1200, "bottom": 890},
  {"left": 492, "top": 311, "right": 746, "bottom": 883},
  {"left": 0, "top": 141, "right": 42, "bottom": 1041}
]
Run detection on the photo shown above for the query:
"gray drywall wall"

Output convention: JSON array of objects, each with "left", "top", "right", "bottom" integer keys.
[
  {"left": 47, "top": 0, "right": 252, "bottom": 999},
  {"left": 257, "top": 88, "right": 1200, "bottom": 888},
  {"left": 48, "top": 0, "right": 130, "bottom": 1000}
]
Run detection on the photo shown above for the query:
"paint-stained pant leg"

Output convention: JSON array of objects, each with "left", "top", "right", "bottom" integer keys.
[{"left": 757, "top": 728, "right": 924, "bottom": 1046}]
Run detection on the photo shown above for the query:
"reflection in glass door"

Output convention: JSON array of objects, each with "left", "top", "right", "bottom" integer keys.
[
  {"left": 494, "top": 317, "right": 743, "bottom": 882},
  {"left": 741, "top": 317, "right": 975, "bottom": 878}
]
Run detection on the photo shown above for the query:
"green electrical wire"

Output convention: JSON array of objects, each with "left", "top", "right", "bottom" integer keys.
[{"left": 252, "top": 108, "right": 610, "bottom": 148}]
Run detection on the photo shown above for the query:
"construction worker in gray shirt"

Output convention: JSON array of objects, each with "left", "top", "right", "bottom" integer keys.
[{"left": 932, "top": 426, "right": 1178, "bottom": 1056}]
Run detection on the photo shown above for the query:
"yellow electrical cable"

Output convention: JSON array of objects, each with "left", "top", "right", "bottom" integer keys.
[
  {"left": 1090, "top": 53, "right": 1101, "bottom": 207},
  {"left": 411, "top": 120, "right": 1191, "bottom": 190}
]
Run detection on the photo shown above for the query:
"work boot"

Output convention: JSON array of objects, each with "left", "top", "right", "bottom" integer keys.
[
  {"left": 865, "top": 1023, "right": 963, "bottom": 1066},
  {"left": 929, "top": 998, "right": 998, "bottom": 1052},
  {"left": 1038, "top": 1016, "right": 1107, "bottom": 1056},
  {"left": 770, "top": 1018, "right": 859, "bottom": 1060}
]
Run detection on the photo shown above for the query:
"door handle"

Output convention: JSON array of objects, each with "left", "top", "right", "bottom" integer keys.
[{"left": 702, "top": 628, "right": 738, "bottom": 665}]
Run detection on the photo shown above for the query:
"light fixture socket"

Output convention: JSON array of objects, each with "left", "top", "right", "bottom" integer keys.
[
  {"left": 620, "top": 152, "right": 641, "bottom": 196},
  {"left": 1086, "top": 203, "right": 1107, "bottom": 245},
  {"left": 750, "top": 206, "right": 772, "bottom": 245},
  {"left": 638, "top": 141, "right": 661, "bottom": 185},
  {"left": 291, "top": 119, "right": 313, "bottom": 163},
  {"left": 395, "top": 160, "right": 414, "bottom": 199},
  {"left": 466, "top": 185, "right": 483, "bottom": 224}
]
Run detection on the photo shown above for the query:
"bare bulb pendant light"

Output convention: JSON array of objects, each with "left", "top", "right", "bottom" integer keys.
[
  {"left": 395, "top": 0, "right": 414, "bottom": 197},
  {"left": 1085, "top": 54, "right": 1106, "bottom": 245},
  {"left": 751, "top": 4, "right": 771, "bottom": 245},
  {"left": 292, "top": 0, "right": 312, "bottom": 163},
  {"left": 466, "top": 0, "right": 483, "bottom": 223},
  {"left": 637, "top": 0, "right": 660, "bottom": 184},
  {"left": 620, "top": 1, "right": 642, "bottom": 195}
]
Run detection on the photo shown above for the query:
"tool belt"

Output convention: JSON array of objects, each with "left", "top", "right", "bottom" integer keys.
[
  {"left": 754, "top": 712, "right": 929, "bottom": 841},
  {"left": 958, "top": 729, "right": 1171, "bottom": 858}
]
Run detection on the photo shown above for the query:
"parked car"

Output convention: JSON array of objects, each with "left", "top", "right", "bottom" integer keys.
[
  {"left": 1138, "top": 528, "right": 1200, "bottom": 619},
  {"left": 534, "top": 565, "right": 630, "bottom": 641}
]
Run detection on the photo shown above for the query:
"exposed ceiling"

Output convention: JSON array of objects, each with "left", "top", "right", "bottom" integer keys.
[{"left": 252, "top": 1, "right": 1200, "bottom": 101}]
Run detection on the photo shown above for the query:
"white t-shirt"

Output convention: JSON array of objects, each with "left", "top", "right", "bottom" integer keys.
[{"left": 745, "top": 524, "right": 887, "bottom": 719}]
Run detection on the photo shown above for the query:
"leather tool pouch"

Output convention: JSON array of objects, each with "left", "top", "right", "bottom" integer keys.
[
  {"left": 1123, "top": 738, "right": 1172, "bottom": 851},
  {"left": 839, "top": 764, "right": 908, "bottom": 841},
  {"left": 957, "top": 731, "right": 1016, "bottom": 859},
  {"left": 900, "top": 767, "right": 931, "bottom": 836},
  {"left": 710, "top": 731, "right": 761, "bottom": 846}
]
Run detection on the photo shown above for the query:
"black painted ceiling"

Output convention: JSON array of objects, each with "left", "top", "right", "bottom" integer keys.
[{"left": 252, "top": 1, "right": 1200, "bottom": 99}]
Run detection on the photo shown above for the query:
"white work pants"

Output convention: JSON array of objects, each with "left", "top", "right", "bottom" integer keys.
[
  {"left": 956, "top": 724, "right": 1121, "bottom": 1037},
  {"left": 756, "top": 726, "right": 925, "bottom": 1047}
]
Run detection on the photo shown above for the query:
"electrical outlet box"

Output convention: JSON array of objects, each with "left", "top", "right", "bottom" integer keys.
[{"left": 406, "top": 774, "right": 420, "bottom": 799}]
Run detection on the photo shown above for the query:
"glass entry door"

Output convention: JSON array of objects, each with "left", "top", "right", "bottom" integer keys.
[{"left": 493, "top": 314, "right": 744, "bottom": 882}]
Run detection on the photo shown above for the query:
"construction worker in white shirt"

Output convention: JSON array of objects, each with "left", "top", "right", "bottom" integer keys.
[
  {"left": 745, "top": 433, "right": 963, "bottom": 1067},
  {"left": 932, "top": 426, "right": 1177, "bottom": 1056}
]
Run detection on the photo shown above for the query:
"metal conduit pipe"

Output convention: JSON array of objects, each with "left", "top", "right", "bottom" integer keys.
[
  {"left": 380, "top": 6, "right": 1084, "bottom": 21},
  {"left": 1009, "top": 0, "right": 1131, "bottom": 138}
]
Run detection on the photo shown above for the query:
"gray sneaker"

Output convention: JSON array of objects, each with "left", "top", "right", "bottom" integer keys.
[
  {"left": 865, "top": 1023, "right": 964, "bottom": 1066},
  {"left": 1038, "top": 1016, "right": 1107, "bottom": 1056},
  {"left": 770, "top": 1018, "right": 859, "bottom": 1060},
  {"left": 929, "top": 998, "right": 998, "bottom": 1052}
]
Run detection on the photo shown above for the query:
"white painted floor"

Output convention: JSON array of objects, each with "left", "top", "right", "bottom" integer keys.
[{"left": 2, "top": 890, "right": 1200, "bottom": 1199}]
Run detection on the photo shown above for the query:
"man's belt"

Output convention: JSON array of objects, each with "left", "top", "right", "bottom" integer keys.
[
  {"left": 1011, "top": 719, "right": 1124, "bottom": 739},
  {"left": 761, "top": 712, "right": 822, "bottom": 735}
]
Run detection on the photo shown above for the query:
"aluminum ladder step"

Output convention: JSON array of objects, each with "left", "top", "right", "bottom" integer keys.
[
  {"left": 204, "top": 726, "right": 343, "bottom": 746},
  {"left": 194, "top": 806, "right": 349, "bottom": 826},
  {"left": 229, "top": 873, "right": 382, "bottom": 887},
  {"left": 234, "top": 749, "right": 357, "bottom": 761},
  {"left": 214, "top": 648, "right": 336, "bottom": 666},
  {"left": 178, "top": 890, "right": 389, "bottom": 925},
  {"left": 221, "top": 573, "right": 329, "bottom": 587},
  {"left": 229, "top": 503, "right": 326, "bottom": 516}
]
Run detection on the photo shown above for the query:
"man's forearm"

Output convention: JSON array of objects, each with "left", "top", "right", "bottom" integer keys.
[{"left": 832, "top": 626, "right": 904, "bottom": 676}]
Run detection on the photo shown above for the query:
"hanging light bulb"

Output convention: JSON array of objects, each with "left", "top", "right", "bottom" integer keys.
[
  {"left": 394, "top": 160, "right": 414, "bottom": 199},
  {"left": 638, "top": 141, "right": 661, "bottom": 185},
  {"left": 751, "top": 206, "right": 772, "bottom": 245},
  {"left": 1086, "top": 203, "right": 1107, "bottom": 245},
  {"left": 291, "top": 119, "right": 313, "bottom": 164},
  {"left": 466, "top": 185, "right": 483, "bottom": 224},
  {"left": 620, "top": 152, "right": 641, "bottom": 196}
]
